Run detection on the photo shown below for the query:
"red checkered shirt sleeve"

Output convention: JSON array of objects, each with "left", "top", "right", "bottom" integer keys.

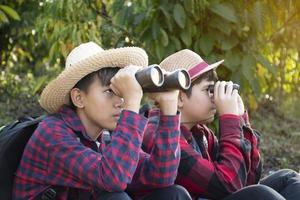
[
  {"left": 176, "top": 114, "right": 252, "bottom": 199},
  {"left": 127, "top": 109, "right": 180, "bottom": 197},
  {"left": 13, "top": 109, "right": 147, "bottom": 199},
  {"left": 240, "top": 111, "right": 262, "bottom": 185}
]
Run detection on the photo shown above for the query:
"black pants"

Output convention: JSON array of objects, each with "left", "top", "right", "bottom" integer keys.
[
  {"left": 141, "top": 185, "right": 191, "bottom": 200},
  {"left": 96, "top": 185, "right": 191, "bottom": 200},
  {"left": 260, "top": 169, "right": 300, "bottom": 200},
  {"left": 222, "top": 169, "right": 300, "bottom": 200},
  {"left": 222, "top": 185, "right": 285, "bottom": 200},
  {"left": 95, "top": 191, "right": 132, "bottom": 200}
]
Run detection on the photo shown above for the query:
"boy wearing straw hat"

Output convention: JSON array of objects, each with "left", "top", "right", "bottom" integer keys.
[
  {"left": 12, "top": 42, "right": 191, "bottom": 200},
  {"left": 142, "top": 49, "right": 300, "bottom": 200}
]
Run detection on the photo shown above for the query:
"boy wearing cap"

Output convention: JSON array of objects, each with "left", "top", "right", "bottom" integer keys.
[
  {"left": 12, "top": 42, "right": 191, "bottom": 200},
  {"left": 142, "top": 49, "right": 300, "bottom": 200}
]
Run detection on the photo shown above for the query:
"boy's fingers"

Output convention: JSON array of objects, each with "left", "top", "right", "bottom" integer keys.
[
  {"left": 214, "top": 81, "right": 220, "bottom": 101},
  {"left": 225, "top": 81, "right": 233, "bottom": 96},
  {"left": 125, "top": 65, "right": 142, "bottom": 73},
  {"left": 219, "top": 81, "right": 226, "bottom": 98},
  {"left": 232, "top": 88, "right": 238, "bottom": 98},
  {"left": 110, "top": 84, "right": 120, "bottom": 97}
]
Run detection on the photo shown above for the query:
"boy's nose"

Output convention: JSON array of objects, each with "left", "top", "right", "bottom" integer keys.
[
  {"left": 114, "top": 96, "right": 124, "bottom": 108},
  {"left": 210, "top": 96, "right": 215, "bottom": 104}
]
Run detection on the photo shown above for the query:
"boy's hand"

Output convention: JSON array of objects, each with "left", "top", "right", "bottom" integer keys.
[
  {"left": 146, "top": 90, "right": 179, "bottom": 115},
  {"left": 110, "top": 65, "right": 143, "bottom": 113},
  {"left": 214, "top": 81, "right": 238, "bottom": 116},
  {"left": 237, "top": 94, "right": 245, "bottom": 116}
]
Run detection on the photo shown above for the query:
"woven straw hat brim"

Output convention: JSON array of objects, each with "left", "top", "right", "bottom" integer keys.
[
  {"left": 40, "top": 47, "right": 148, "bottom": 113},
  {"left": 190, "top": 59, "right": 224, "bottom": 81},
  {"left": 159, "top": 49, "right": 224, "bottom": 81}
]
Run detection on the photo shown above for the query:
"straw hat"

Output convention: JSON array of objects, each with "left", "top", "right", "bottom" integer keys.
[
  {"left": 40, "top": 41, "right": 148, "bottom": 113},
  {"left": 159, "top": 49, "right": 224, "bottom": 81}
]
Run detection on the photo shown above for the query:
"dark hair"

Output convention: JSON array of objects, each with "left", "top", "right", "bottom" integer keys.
[
  {"left": 184, "top": 69, "right": 218, "bottom": 97},
  {"left": 69, "top": 67, "right": 120, "bottom": 109}
]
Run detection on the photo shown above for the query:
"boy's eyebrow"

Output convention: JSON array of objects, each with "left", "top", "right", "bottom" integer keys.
[
  {"left": 102, "top": 85, "right": 111, "bottom": 91},
  {"left": 202, "top": 82, "right": 214, "bottom": 87}
]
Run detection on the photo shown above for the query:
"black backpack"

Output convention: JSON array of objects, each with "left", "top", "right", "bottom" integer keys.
[{"left": 0, "top": 115, "right": 46, "bottom": 200}]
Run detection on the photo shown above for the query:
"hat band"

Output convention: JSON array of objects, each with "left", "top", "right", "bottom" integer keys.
[{"left": 188, "top": 61, "right": 209, "bottom": 79}]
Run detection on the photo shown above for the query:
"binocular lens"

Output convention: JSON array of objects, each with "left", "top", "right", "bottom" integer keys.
[
  {"left": 135, "top": 65, "right": 191, "bottom": 92},
  {"left": 178, "top": 70, "right": 191, "bottom": 90},
  {"left": 135, "top": 64, "right": 164, "bottom": 89},
  {"left": 207, "top": 83, "right": 240, "bottom": 94},
  {"left": 150, "top": 66, "right": 164, "bottom": 87},
  {"left": 232, "top": 83, "right": 240, "bottom": 91}
]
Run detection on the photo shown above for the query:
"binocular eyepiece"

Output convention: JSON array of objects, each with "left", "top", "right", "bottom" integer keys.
[
  {"left": 207, "top": 83, "right": 240, "bottom": 94},
  {"left": 135, "top": 64, "right": 191, "bottom": 92}
]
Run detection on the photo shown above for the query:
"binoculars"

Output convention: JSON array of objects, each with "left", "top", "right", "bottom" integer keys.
[
  {"left": 135, "top": 64, "right": 191, "bottom": 92},
  {"left": 207, "top": 83, "right": 240, "bottom": 94}
]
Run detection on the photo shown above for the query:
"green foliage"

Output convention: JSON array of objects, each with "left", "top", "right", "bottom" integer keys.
[
  {"left": 0, "top": 0, "right": 299, "bottom": 111},
  {"left": 108, "top": 0, "right": 300, "bottom": 113},
  {"left": 0, "top": 0, "right": 298, "bottom": 113},
  {"left": 0, "top": 5, "right": 20, "bottom": 23}
]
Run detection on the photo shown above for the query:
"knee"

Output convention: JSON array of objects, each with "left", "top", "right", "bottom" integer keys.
[
  {"left": 276, "top": 169, "right": 299, "bottom": 180},
  {"left": 112, "top": 192, "right": 132, "bottom": 200},
  {"left": 276, "top": 169, "right": 298, "bottom": 176},
  {"left": 249, "top": 185, "right": 285, "bottom": 200},
  {"left": 95, "top": 191, "right": 132, "bottom": 200},
  {"left": 165, "top": 185, "right": 192, "bottom": 199}
]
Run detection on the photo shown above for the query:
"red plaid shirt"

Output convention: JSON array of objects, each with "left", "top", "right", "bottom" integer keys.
[
  {"left": 13, "top": 105, "right": 180, "bottom": 199},
  {"left": 142, "top": 108, "right": 262, "bottom": 200}
]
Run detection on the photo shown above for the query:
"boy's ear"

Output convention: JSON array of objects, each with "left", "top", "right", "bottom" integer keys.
[
  {"left": 178, "top": 91, "right": 185, "bottom": 109},
  {"left": 70, "top": 88, "right": 84, "bottom": 108}
]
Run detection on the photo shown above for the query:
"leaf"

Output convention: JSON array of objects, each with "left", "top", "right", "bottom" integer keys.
[
  {"left": 180, "top": 29, "right": 191, "bottom": 46},
  {"left": 183, "top": 0, "right": 194, "bottom": 15},
  {"left": 32, "top": 76, "right": 47, "bottom": 95},
  {"left": 209, "top": 3, "right": 238, "bottom": 23},
  {"left": 160, "top": 28, "right": 169, "bottom": 47},
  {"left": 164, "top": 42, "right": 176, "bottom": 58},
  {"left": 140, "top": 25, "right": 151, "bottom": 40},
  {"left": 248, "top": 93, "right": 258, "bottom": 110},
  {"left": 152, "top": 22, "right": 160, "bottom": 39},
  {"left": 133, "top": 12, "right": 145, "bottom": 25},
  {"left": 159, "top": 5, "right": 173, "bottom": 31},
  {"left": 193, "top": 39, "right": 201, "bottom": 53},
  {"left": 155, "top": 43, "right": 164, "bottom": 61},
  {"left": 242, "top": 54, "right": 261, "bottom": 97},
  {"left": 224, "top": 51, "right": 241, "bottom": 72},
  {"left": 199, "top": 34, "right": 214, "bottom": 56},
  {"left": 0, "top": 10, "right": 9, "bottom": 23},
  {"left": 173, "top": 4, "right": 186, "bottom": 29},
  {"left": 209, "top": 16, "right": 232, "bottom": 35},
  {"left": 0, "top": 5, "right": 20, "bottom": 20},
  {"left": 242, "top": 54, "right": 256, "bottom": 78},
  {"left": 252, "top": 1, "right": 264, "bottom": 32},
  {"left": 220, "top": 36, "right": 239, "bottom": 50},
  {"left": 49, "top": 42, "right": 59, "bottom": 62},
  {"left": 170, "top": 36, "right": 181, "bottom": 50},
  {"left": 255, "top": 54, "right": 276, "bottom": 76},
  {"left": 159, "top": 5, "right": 171, "bottom": 20}
]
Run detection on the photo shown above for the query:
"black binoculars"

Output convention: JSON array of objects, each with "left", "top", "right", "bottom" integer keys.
[
  {"left": 207, "top": 83, "right": 240, "bottom": 94},
  {"left": 135, "top": 64, "right": 191, "bottom": 92}
]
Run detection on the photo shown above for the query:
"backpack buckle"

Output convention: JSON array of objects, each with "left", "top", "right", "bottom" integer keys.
[{"left": 41, "top": 188, "right": 56, "bottom": 200}]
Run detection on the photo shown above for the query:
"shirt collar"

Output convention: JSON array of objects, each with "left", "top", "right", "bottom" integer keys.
[
  {"left": 180, "top": 124, "right": 193, "bottom": 142},
  {"left": 59, "top": 105, "right": 97, "bottom": 142},
  {"left": 180, "top": 124, "right": 205, "bottom": 142}
]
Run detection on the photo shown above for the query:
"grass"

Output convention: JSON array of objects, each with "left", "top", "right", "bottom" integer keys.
[{"left": 250, "top": 99, "right": 300, "bottom": 175}]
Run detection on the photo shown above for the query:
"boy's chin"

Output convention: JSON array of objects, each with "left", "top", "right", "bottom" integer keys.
[
  {"left": 104, "top": 123, "right": 117, "bottom": 131},
  {"left": 201, "top": 116, "right": 215, "bottom": 124}
]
